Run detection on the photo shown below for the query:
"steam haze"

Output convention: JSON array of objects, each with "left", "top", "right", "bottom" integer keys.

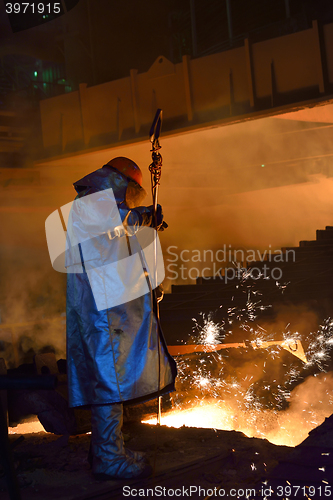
[{"left": 2, "top": 110, "right": 333, "bottom": 371}]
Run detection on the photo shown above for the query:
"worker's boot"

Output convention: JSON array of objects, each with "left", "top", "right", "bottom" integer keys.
[
  {"left": 88, "top": 443, "right": 149, "bottom": 467},
  {"left": 90, "top": 403, "right": 152, "bottom": 479}
]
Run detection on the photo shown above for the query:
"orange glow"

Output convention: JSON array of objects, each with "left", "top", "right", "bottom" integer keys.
[
  {"left": 142, "top": 398, "right": 329, "bottom": 447},
  {"left": 9, "top": 418, "right": 46, "bottom": 434}
]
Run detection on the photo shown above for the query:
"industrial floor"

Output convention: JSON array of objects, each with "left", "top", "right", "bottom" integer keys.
[
  {"left": 2, "top": 411, "right": 333, "bottom": 500},
  {"left": 1, "top": 420, "right": 292, "bottom": 500}
]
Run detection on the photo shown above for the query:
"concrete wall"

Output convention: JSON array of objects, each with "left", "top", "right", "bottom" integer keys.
[{"left": 39, "top": 21, "right": 333, "bottom": 156}]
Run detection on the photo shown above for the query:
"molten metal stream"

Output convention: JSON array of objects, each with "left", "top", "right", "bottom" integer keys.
[{"left": 142, "top": 399, "right": 327, "bottom": 447}]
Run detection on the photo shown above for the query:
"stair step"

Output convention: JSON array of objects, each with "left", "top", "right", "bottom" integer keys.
[
  {"left": 299, "top": 239, "right": 333, "bottom": 247},
  {"left": 316, "top": 229, "right": 333, "bottom": 240}
]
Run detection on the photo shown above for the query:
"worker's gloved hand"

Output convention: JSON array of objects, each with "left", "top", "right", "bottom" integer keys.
[
  {"left": 147, "top": 204, "right": 166, "bottom": 230},
  {"left": 158, "top": 221, "right": 168, "bottom": 231}
]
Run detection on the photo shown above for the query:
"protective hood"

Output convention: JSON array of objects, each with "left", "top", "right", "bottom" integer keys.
[
  {"left": 73, "top": 165, "right": 127, "bottom": 204},
  {"left": 73, "top": 165, "right": 146, "bottom": 207}
]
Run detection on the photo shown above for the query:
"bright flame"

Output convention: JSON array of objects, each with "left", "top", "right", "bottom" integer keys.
[
  {"left": 143, "top": 402, "right": 234, "bottom": 431},
  {"left": 142, "top": 396, "right": 330, "bottom": 447}
]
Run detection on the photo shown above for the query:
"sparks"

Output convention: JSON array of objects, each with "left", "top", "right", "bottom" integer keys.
[{"left": 154, "top": 273, "right": 333, "bottom": 447}]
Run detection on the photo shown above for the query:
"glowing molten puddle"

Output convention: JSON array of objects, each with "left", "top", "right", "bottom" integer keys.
[
  {"left": 144, "top": 404, "right": 234, "bottom": 431},
  {"left": 142, "top": 397, "right": 330, "bottom": 447},
  {"left": 9, "top": 418, "right": 45, "bottom": 434}
]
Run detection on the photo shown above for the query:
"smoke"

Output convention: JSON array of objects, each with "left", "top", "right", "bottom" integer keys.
[
  {"left": 0, "top": 245, "right": 66, "bottom": 368},
  {"left": 0, "top": 76, "right": 71, "bottom": 368},
  {"left": 3, "top": 94, "right": 333, "bottom": 375},
  {"left": 166, "top": 296, "right": 333, "bottom": 447},
  {"left": 254, "top": 303, "right": 319, "bottom": 340},
  {"left": 266, "top": 372, "right": 333, "bottom": 445},
  {"left": 168, "top": 362, "right": 333, "bottom": 447},
  {"left": 232, "top": 371, "right": 333, "bottom": 446},
  {"left": 37, "top": 114, "right": 333, "bottom": 279},
  {"left": 155, "top": 116, "right": 333, "bottom": 289}
]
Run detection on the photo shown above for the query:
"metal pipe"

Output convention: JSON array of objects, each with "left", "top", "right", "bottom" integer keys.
[
  {"left": 226, "top": 0, "right": 233, "bottom": 44},
  {"left": 0, "top": 375, "right": 58, "bottom": 391},
  {"left": 190, "top": 0, "right": 198, "bottom": 57},
  {"left": 0, "top": 397, "right": 21, "bottom": 500},
  {"left": 285, "top": 0, "right": 291, "bottom": 19},
  {"left": 86, "top": 0, "right": 96, "bottom": 85}
]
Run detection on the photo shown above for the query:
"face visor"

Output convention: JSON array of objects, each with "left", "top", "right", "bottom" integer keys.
[{"left": 125, "top": 180, "right": 147, "bottom": 208}]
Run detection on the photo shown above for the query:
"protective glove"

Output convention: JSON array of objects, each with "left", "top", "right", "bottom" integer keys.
[
  {"left": 147, "top": 204, "right": 168, "bottom": 231},
  {"left": 158, "top": 221, "right": 168, "bottom": 231}
]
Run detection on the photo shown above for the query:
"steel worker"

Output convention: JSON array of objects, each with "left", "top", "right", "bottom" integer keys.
[{"left": 65, "top": 157, "right": 177, "bottom": 479}]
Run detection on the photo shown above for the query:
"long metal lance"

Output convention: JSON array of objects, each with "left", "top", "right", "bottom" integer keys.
[
  {"left": 149, "top": 109, "right": 163, "bottom": 221},
  {"left": 149, "top": 108, "right": 163, "bottom": 425}
]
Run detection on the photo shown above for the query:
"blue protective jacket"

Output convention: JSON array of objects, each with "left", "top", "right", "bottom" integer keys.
[{"left": 65, "top": 165, "right": 177, "bottom": 408}]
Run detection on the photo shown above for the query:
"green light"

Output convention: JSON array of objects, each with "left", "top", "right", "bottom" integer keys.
[
  {"left": 261, "top": 164, "right": 265, "bottom": 167},
  {"left": 34, "top": 71, "right": 38, "bottom": 77}
]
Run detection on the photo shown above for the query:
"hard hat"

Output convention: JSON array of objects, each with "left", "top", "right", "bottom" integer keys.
[{"left": 106, "top": 157, "right": 143, "bottom": 187}]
